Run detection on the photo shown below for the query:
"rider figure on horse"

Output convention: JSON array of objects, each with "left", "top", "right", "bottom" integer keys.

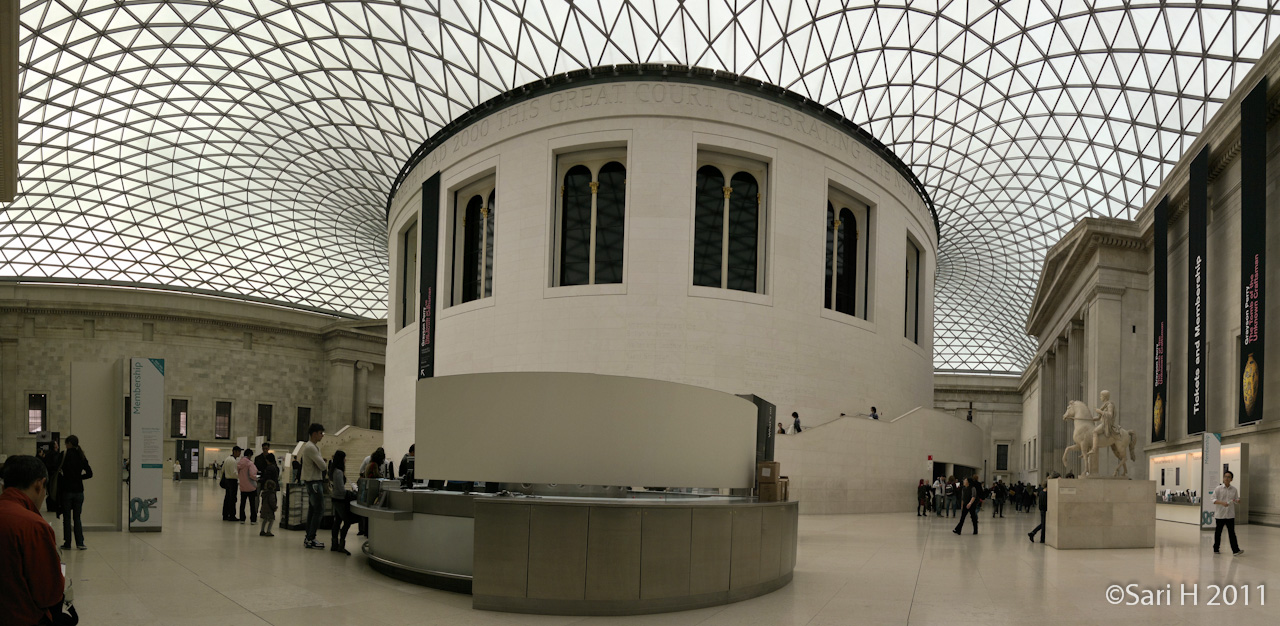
[{"left": 1092, "top": 390, "right": 1116, "bottom": 449}]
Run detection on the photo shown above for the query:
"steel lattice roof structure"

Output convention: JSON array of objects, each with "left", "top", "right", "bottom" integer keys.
[{"left": 3, "top": 1, "right": 1278, "bottom": 373}]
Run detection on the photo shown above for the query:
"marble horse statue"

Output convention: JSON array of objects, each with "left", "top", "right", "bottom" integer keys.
[{"left": 1062, "top": 393, "right": 1135, "bottom": 477}]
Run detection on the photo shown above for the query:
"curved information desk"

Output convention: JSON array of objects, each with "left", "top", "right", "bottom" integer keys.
[{"left": 354, "top": 485, "right": 799, "bottom": 615}]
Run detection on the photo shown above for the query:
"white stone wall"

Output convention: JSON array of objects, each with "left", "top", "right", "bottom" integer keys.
[
  {"left": 385, "top": 80, "right": 940, "bottom": 505},
  {"left": 774, "top": 408, "right": 983, "bottom": 514}
]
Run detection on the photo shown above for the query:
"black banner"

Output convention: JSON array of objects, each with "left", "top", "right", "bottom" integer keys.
[
  {"left": 1239, "top": 79, "right": 1267, "bottom": 425},
  {"left": 1188, "top": 147, "right": 1208, "bottom": 435},
  {"left": 1152, "top": 196, "right": 1168, "bottom": 443},
  {"left": 418, "top": 173, "right": 441, "bottom": 380}
]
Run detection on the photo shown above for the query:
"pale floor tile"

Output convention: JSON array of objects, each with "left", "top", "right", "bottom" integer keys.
[{"left": 45, "top": 480, "right": 1279, "bottom": 626}]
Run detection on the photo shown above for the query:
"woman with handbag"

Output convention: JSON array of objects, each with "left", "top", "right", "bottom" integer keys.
[
  {"left": 328, "top": 451, "right": 357, "bottom": 555},
  {"left": 58, "top": 435, "right": 92, "bottom": 550}
]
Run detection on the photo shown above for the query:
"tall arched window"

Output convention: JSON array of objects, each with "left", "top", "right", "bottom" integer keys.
[
  {"left": 693, "top": 165, "right": 725, "bottom": 287},
  {"left": 450, "top": 174, "right": 495, "bottom": 306},
  {"left": 726, "top": 172, "right": 760, "bottom": 292},
  {"left": 693, "top": 153, "right": 767, "bottom": 293},
  {"left": 595, "top": 161, "right": 626, "bottom": 284},
  {"left": 824, "top": 203, "right": 835, "bottom": 310},
  {"left": 555, "top": 150, "right": 627, "bottom": 286},
  {"left": 485, "top": 190, "right": 496, "bottom": 298},
  {"left": 836, "top": 208, "right": 857, "bottom": 315},
  {"left": 461, "top": 195, "right": 483, "bottom": 303},
  {"left": 560, "top": 165, "right": 592, "bottom": 286},
  {"left": 825, "top": 189, "right": 871, "bottom": 319}
]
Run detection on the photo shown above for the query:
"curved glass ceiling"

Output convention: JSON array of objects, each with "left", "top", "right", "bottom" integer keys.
[{"left": 4, "top": 1, "right": 1277, "bottom": 372}]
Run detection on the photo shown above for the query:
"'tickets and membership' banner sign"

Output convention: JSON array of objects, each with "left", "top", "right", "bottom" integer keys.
[{"left": 1187, "top": 147, "right": 1208, "bottom": 435}]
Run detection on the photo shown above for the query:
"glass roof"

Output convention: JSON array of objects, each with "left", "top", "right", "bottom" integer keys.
[{"left": 4, "top": 1, "right": 1277, "bottom": 372}]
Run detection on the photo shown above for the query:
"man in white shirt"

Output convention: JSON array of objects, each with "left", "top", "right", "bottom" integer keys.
[
  {"left": 933, "top": 477, "right": 945, "bottom": 515},
  {"left": 221, "top": 447, "right": 241, "bottom": 521},
  {"left": 299, "top": 423, "right": 327, "bottom": 549},
  {"left": 1212, "top": 470, "right": 1243, "bottom": 556}
]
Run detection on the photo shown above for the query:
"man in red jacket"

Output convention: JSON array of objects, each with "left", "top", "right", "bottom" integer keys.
[{"left": 1, "top": 454, "right": 67, "bottom": 625}]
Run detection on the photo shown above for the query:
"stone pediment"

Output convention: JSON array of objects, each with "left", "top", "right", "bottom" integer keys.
[{"left": 1026, "top": 217, "right": 1146, "bottom": 337}]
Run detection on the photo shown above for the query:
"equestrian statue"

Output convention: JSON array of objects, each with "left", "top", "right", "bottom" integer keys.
[{"left": 1062, "top": 390, "right": 1136, "bottom": 477}]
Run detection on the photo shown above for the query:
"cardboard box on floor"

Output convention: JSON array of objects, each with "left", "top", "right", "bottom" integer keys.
[
  {"left": 758, "top": 482, "right": 781, "bottom": 502},
  {"left": 756, "top": 461, "right": 780, "bottom": 484},
  {"left": 778, "top": 477, "right": 789, "bottom": 501}
]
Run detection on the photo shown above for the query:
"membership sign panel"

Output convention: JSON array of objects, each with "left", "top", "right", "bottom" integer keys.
[
  {"left": 1201, "top": 433, "right": 1222, "bottom": 528},
  {"left": 129, "top": 358, "right": 164, "bottom": 531}
]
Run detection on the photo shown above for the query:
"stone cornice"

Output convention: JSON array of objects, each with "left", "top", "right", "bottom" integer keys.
[{"left": 0, "top": 303, "right": 386, "bottom": 349}]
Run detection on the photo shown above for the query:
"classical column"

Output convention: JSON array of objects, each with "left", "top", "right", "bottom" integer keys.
[
  {"left": 353, "top": 361, "right": 373, "bottom": 429},
  {"left": 1064, "top": 321, "right": 1085, "bottom": 475},
  {"left": 1038, "top": 351, "right": 1057, "bottom": 479},
  {"left": 1085, "top": 287, "right": 1125, "bottom": 476}
]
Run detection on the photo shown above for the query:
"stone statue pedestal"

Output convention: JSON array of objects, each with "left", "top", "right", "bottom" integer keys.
[{"left": 1047, "top": 478, "right": 1156, "bottom": 549}]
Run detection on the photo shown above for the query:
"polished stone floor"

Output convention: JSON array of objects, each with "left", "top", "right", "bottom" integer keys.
[{"left": 48, "top": 479, "right": 1276, "bottom": 625}]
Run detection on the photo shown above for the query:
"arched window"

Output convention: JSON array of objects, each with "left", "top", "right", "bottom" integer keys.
[
  {"left": 560, "top": 165, "right": 592, "bottom": 286},
  {"left": 726, "top": 172, "right": 759, "bottom": 292},
  {"left": 693, "top": 165, "right": 725, "bottom": 287},
  {"left": 594, "top": 161, "right": 626, "bottom": 284},
  {"left": 836, "top": 208, "right": 857, "bottom": 316},
  {"left": 485, "top": 190, "right": 496, "bottom": 298},
  {"left": 825, "top": 203, "right": 835, "bottom": 309},
  {"left": 450, "top": 174, "right": 495, "bottom": 306},
  {"left": 555, "top": 150, "right": 627, "bottom": 286},
  {"left": 461, "top": 194, "right": 483, "bottom": 303}
]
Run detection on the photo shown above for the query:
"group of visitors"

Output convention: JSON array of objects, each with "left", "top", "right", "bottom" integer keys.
[{"left": 219, "top": 442, "right": 281, "bottom": 538}]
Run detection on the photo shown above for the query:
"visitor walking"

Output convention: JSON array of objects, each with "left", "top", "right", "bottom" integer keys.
[
  {"left": 172, "top": 458, "right": 181, "bottom": 482},
  {"left": 992, "top": 479, "right": 1006, "bottom": 518},
  {"left": 791, "top": 412, "right": 802, "bottom": 434},
  {"left": 58, "top": 435, "right": 92, "bottom": 550},
  {"left": 933, "top": 476, "right": 946, "bottom": 515},
  {"left": 1028, "top": 474, "right": 1058, "bottom": 543},
  {"left": 945, "top": 476, "right": 957, "bottom": 517},
  {"left": 869, "top": 406, "right": 879, "bottom": 420},
  {"left": 221, "top": 447, "right": 241, "bottom": 521},
  {"left": 0, "top": 455, "right": 73, "bottom": 626},
  {"left": 300, "top": 423, "right": 327, "bottom": 549},
  {"left": 329, "top": 450, "right": 357, "bottom": 555},
  {"left": 1213, "top": 470, "right": 1243, "bottom": 556},
  {"left": 952, "top": 476, "right": 978, "bottom": 535}
]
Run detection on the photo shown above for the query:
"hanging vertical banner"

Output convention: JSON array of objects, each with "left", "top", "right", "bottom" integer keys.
[
  {"left": 1187, "top": 147, "right": 1209, "bottom": 435},
  {"left": 1201, "top": 433, "right": 1222, "bottom": 528},
  {"left": 1152, "top": 196, "right": 1168, "bottom": 443},
  {"left": 1239, "top": 79, "right": 1267, "bottom": 425},
  {"left": 418, "top": 172, "right": 441, "bottom": 380},
  {"left": 128, "top": 358, "right": 164, "bottom": 532}
]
